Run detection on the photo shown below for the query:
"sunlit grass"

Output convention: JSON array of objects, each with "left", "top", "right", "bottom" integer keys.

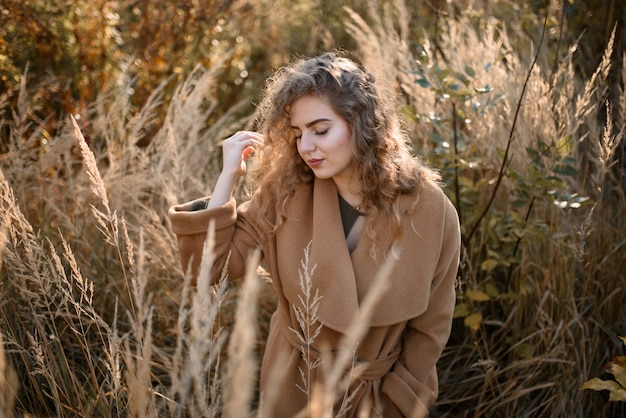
[{"left": 1, "top": 1, "right": 625, "bottom": 417}]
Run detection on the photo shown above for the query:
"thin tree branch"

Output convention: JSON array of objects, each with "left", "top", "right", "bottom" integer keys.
[
  {"left": 452, "top": 102, "right": 463, "bottom": 235},
  {"left": 465, "top": 13, "right": 550, "bottom": 244}
]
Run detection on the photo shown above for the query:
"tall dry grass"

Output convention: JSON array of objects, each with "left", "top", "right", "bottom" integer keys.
[
  {"left": 1, "top": 0, "right": 625, "bottom": 417},
  {"left": 0, "top": 56, "right": 242, "bottom": 416},
  {"left": 346, "top": 1, "right": 625, "bottom": 416}
]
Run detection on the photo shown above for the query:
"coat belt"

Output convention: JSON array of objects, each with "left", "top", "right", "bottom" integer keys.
[{"left": 278, "top": 312, "right": 401, "bottom": 381}]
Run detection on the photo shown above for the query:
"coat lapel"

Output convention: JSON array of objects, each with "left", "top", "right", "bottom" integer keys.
[{"left": 308, "top": 179, "right": 360, "bottom": 331}]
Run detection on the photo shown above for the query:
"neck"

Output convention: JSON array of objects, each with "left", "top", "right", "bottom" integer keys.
[{"left": 333, "top": 177, "right": 361, "bottom": 209}]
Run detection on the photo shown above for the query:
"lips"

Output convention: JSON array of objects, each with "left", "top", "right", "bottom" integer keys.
[{"left": 307, "top": 158, "right": 323, "bottom": 168}]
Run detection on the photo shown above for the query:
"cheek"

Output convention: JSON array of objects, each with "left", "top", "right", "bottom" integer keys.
[
  {"left": 340, "top": 132, "right": 354, "bottom": 155},
  {"left": 341, "top": 126, "right": 353, "bottom": 151}
]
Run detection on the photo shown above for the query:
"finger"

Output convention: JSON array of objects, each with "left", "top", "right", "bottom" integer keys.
[
  {"left": 238, "top": 136, "right": 264, "bottom": 155},
  {"left": 238, "top": 132, "right": 264, "bottom": 147},
  {"left": 224, "top": 131, "right": 264, "bottom": 149},
  {"left": 246, "top": 132, "right": 265, "bottom": 142}
]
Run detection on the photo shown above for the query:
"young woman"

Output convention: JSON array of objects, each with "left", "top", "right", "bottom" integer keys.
[{"left": 168, "top": 52, "right": 461, "bottom": 417}]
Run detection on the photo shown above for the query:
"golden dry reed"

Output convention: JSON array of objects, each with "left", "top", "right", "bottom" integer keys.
[{"left": 0, "top": 1, "right": 624, "bottom": 417}]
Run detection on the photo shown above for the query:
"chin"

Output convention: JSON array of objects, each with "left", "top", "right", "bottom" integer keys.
[{"left": 312, "top": 171, "right": 333, "bottom": 180}]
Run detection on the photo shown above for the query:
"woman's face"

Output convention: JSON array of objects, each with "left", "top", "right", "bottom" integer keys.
[{"left": 291, "top": 94, "right": 354, "bottom": 184}]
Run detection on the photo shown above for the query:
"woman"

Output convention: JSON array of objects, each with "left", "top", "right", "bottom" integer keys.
[{"left": 169, "top": 52, "right": 461, "bottom": 417}]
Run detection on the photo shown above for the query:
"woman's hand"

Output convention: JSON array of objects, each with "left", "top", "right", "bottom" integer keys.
[
  {"left": 206, "top": 131, "right": 264, "bottom": 209},
  {"left": 221, "top": 131, "right": 265, "bottom": 177}
]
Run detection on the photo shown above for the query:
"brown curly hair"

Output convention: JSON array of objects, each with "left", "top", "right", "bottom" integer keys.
[{"left": 250, "top": 51, "right": 440, "bottom": 252}]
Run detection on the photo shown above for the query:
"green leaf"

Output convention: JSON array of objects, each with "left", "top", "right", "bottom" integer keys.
[
  {"left": 553, "top": 164, "right": 578, "bottom": 177},
  {"left": 466, "top": 289, "right": 491, "bottom": 302},
  {"left": 464, "top": 65, "right": 476, "bottom": 77},
  {"left": 443, "top": 79, "right": 460, "bottom": 90},
  {"left": 535, "top": 177, "right": 564, "bottom": 189},
  {"left": 437, "top": 68, "right": 452, "bottom": 81},
  {"left": 455, "top": 108, "right": 469, "bottom": 120},
  {"left": 453, "top": 71, "right": 470, "bottom": 86},
  {"left": 556, "top": 134, "right": 574, "bottom": 157},
  {"left": 415, "top": 78, "right": 431, "bottom": 88},
  {"left": 485, "top": 283, "right": 500, "bottom": 298},
  {"left": 464, "top": 312, "right": 483, "bottom": 331},
  {"left": 514, "top": 343, "right": 534, "bottom": 359},
  {"left": 500, "top": 292, "right": 520, "bottom": 301},
  {"left": 537, "top": 140, "right": 552, "bottom": 156},
  {"left": 453, "top": 302, "right": 469, "bottom": 318},
  {"left": 480, "top": 259, "right": 499, "bottom": 273},
  {"left": 526, "top": 164, "right": 542, "bottom": 182},
  {"left": 454, "top": 89, "right": 473, "bottom": 98}
]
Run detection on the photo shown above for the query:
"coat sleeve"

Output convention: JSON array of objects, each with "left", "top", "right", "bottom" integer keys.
[
  {"left": 381, "top": 196, "right": 461, "bottom": 417},
  {"left": 168, "top": 197, "right": 266, "bottom": 284}
]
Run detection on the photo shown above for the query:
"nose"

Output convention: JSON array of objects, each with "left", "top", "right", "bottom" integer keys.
[{"left": 298, "top": 132, "right": 316, "bottom": 153}]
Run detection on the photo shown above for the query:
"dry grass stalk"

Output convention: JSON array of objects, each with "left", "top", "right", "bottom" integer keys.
[
  {"left": 0, "top": 332, "right": 18, "bottom": 417},
  {"left": 574, "top": 25, "right": 616, "bottom": 133},
  {"left": 223, "top": 249, "right": 262, "bottom": 418},
  {"left": 169, "top": 223, "right": 228, "bottom": 417},
  {"left": 1, "top": 162, "right": 119, "bottom": 415},
  {"left": 291, "top": 242, "right": 323, "bottom": 404},
  {"left": 104, "top": 299, "right": 124, "bottom": 412},
  {"left": 150, "top": 60, "right": 251, "bottom": 205},
  {"left": 592, "top": 101, "right": 622, "bottom": 193},
  {"left": 125, "top": 311, "right": 156, "bottom": 418},
  {"left": 124, "top": 227, "right": 157, "bottom": 417},
  {"left": 72, "top": 115, "right": 113, "bottom": 220},
  {"left": 620, "top": 52, "right": 626, "bottom": 135},
  {"left": 0, "top": 203, "right": 6, "bottom": 259}
]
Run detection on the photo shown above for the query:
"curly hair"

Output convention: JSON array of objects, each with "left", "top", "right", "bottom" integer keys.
[{"left": 249, "top": 51, "right": 440, "bottom": 252}]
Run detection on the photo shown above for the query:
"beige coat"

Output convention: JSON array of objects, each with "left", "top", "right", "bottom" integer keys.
[{"left": 169, "top": 178, "right": 461, "bottom": 417}]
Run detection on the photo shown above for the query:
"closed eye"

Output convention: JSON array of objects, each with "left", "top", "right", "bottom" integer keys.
[{"left": 292, "top": 128, "right": 328, "bottom": 140}]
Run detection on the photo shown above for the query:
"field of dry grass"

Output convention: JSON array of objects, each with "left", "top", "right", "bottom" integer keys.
[{"left": 1, "top": 0, "right": 625, "bottom": 417}]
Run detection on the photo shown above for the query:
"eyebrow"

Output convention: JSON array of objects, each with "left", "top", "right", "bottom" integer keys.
[{"left": 291, "top": 118, "right": 331, "bottom": 130}]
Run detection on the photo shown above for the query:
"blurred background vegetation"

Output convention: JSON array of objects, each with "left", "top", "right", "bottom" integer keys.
[
  {"left": 3, "top": 0, "right": 623, "bottom": 143},
  {"left": 1, "top": 0, "right": 625, "bottom": 417}
]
